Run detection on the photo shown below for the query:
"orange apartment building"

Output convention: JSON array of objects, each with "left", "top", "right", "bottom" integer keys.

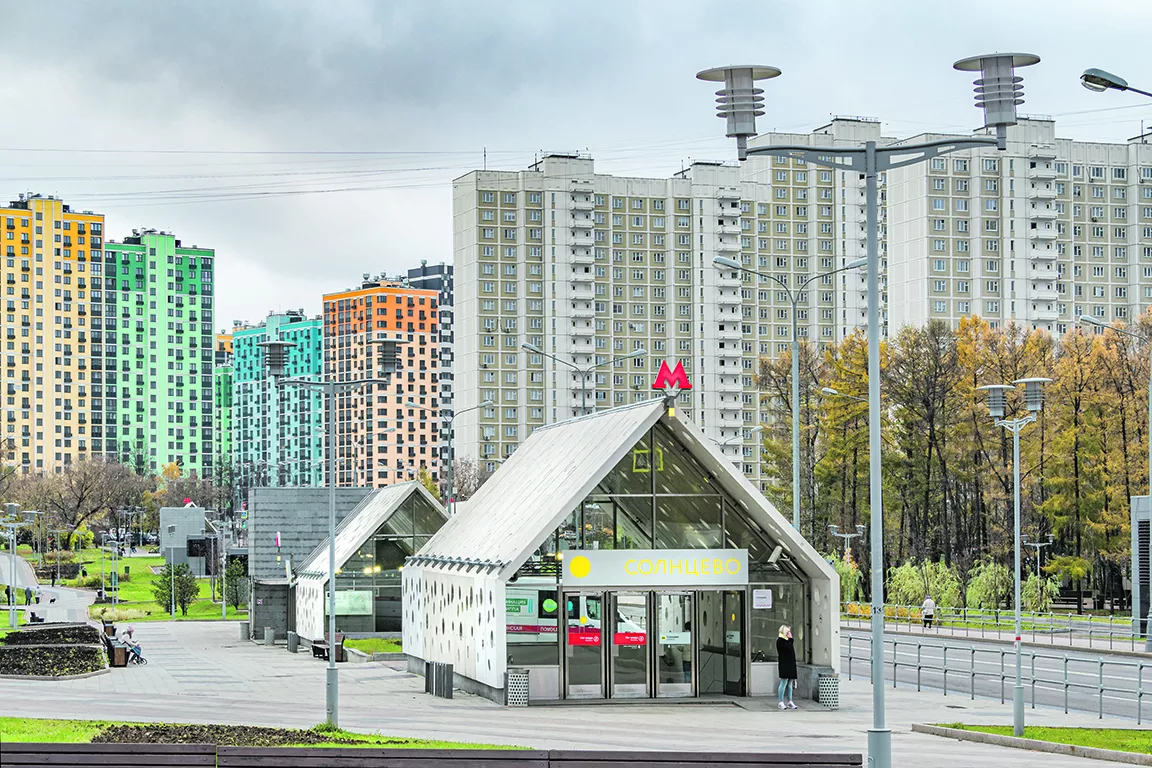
[
  {"left": 2, "top": 194, "right": 105, "bottom": 473},
  {"left": 322, "top": 275, "right": 440, "bottom": 489}
]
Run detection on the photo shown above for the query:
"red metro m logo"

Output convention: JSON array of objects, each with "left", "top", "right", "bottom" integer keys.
[{"left": 652, "top": 360, "right": 692, "bottom": 396}]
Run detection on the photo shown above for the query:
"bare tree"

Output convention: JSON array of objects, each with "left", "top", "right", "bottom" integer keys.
[
  {"left": 19, "top": 458, "right": 148, "bottom": 536},
  {"left": 452, "top": 456, "right": 494, "bottom": 501}
]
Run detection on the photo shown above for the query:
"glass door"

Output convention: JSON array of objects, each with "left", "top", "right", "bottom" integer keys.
[
  {"left": 655, "top": 592, "right": 693, "bottom": 697},
  {"left": 723, "top": 590, "right": 745, "bottom": 696},
  {"left": 610, "top": 592, "right": 649, "bottom": 698},
  {"left": 564, "top": 592, "right": 605, "bottom": 699}
]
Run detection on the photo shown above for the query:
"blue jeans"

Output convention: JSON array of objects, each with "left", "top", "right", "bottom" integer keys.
[{"left": 778, "top": 677, "right": 794, "bottom": 702}]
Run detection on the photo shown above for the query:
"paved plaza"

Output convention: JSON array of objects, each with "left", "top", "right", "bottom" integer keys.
[{"left": 0, "top": 621, "right": 1127, "bottom": 766}]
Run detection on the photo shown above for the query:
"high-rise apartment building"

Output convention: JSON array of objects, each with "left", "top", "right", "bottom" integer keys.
[
  {"left": 453, "top": 154, "right": 788, "bottom": 484},
  {"left": 2, "top": 194, "right": 106, "bottom": 473},
  {"left": 231, "top": 310, "right": 324, "bottom": 489},
  {"left": 407, "top": 260, "right": 453, "bottom": 481},
  {"left": 99, "top": 230, "right": 216, "bottom": 477},
  {"left": 323, "top": 276, "right": 440, "bottom": 488}
]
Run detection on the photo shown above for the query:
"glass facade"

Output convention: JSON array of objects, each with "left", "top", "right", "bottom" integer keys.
[
  {"left": 507, "top": 422, "right": 809, "bottom": 680},
  {"left": 329, "top": 491, "right": 441, "bottom": 632}
]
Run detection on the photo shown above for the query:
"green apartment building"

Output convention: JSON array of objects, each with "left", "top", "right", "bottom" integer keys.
[
  {"left": 232, "top": 310, "right": 324, "bottom": 493},
  {"left": 214, "top": 362, "right": 234, "bottom": 501},
  {"left": 99, "top": 230, "right": 215, "bottom": 476}
]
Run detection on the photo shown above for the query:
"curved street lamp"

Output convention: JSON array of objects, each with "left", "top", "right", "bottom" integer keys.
[{"left": 1081, "top": 68, "right": 1152, "bottom": 98}]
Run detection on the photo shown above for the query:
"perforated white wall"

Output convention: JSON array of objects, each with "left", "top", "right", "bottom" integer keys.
[
  {"left": 295, "top": 579, "right": 325, "bottom": 641},
  {"left": 403, "top": 565, "right": 506, "bottom": 691}
]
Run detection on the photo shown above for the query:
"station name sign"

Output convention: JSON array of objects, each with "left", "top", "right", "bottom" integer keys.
[{"left": 562, "top": 548, "right": 749, "bottom": 588}]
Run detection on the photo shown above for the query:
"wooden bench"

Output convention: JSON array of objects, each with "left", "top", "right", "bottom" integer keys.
[
  {"left": 219, "top": 748, "right": 551, "bottom": 768},
  {"left": 311, "top": 631, "right": 346, "bottom": 662},
  {"left": 0, "top": 742, "right": 216, "bottom": 767}
]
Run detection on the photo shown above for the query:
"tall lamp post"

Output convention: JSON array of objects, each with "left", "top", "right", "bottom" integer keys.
[
  {"left": 1022, "top": 533, "right": 1055, "bottom": 578},
  {"left": 829, "top": 523, "right": 866, "bottom": 559},
  {"left": 699, "top": 53, "right": 1039, "bottom": 768},
  {"left": 978, "top": 377, "right": 1050, "bottom": 737},
  {"left": 260, "top": 332, "right": 405, "bottom": 729},
  {"left": 166, "top": 524, "right": 177, "bottom": 618},
  {"left": 1079, "top": 314, "right": 1152, "bottom": 644},
  {"left": 1, "top": 508, "right": 32, "bottom": 629},
  {"left": 521, "top": 344, "right": 646, "bottom": 417},
  {"left": 404, "top": 399, "right": 492, "bottom": 514},
  {"left": 713, "top": 256, "right": 866, "bottom": 532}
]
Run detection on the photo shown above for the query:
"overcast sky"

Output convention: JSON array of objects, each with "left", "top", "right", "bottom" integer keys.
[{"left": 3, "top": 0, "right": 1152, "bottom": 328}]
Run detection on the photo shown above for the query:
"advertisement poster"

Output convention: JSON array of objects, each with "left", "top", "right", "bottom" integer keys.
[
  {"left": 752, "top": 588, "right": 773, "bottom": 610},
  {"left": 335, "top": 590, "right": 373, "bottom": 616}
]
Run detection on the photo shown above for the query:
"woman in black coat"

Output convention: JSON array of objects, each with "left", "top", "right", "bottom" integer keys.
[{"left": 776, "top": 625, "right": 797, "bottom": 710}]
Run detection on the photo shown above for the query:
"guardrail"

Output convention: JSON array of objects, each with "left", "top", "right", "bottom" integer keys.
[
  {"left": 841, "top": 601, "right": 1145, "bottom": 651},
  {"left": 842, "top": 632, "right": 1151, "bottom": 723}
]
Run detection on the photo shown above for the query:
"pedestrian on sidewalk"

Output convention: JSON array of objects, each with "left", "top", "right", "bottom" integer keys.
[
  {"left": 776, "top": 625, "right": 797, "bottom": 710},
  {"left": 3, "top": 584, "right": 9, "bottom": 606},
  {"left": 921, "top": 595, "right": 936, "bottom": 629},
  {"left": 24, "top": 585, "right": 31, "bottom": 605},
  {"left": 34, "top": 585, "right": 41, "bottom": 604}
]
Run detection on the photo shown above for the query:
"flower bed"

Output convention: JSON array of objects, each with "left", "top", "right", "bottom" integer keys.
[
  {"left": 0, "top": 624, "right": 103, "bottom": 647},
  {"left": 0, "top": 644, "right": 107, "bottom": 677}
]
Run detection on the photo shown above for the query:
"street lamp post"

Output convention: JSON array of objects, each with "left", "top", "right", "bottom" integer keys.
[
  {"left": 521, "top": 344, "right": 646, "bottom": 417},
  {"left": 404, "top": 400, "right": 492, "bottom": 514},
  {"left": 1080, "top": 314, "right": 1152, "bottom": 645},
  {"left": 829, "top": 523, "right": 866, "bottom": 559},
  {"left": 714, "top": 256, "right": 866, "bottom": 532},
  {"left": 711, "top": 425, "right": 764, "bottom": 466},
  {"left": 166, "top": 524, "right": 177, "bottom": 618},
  {"left": 1, "top": 509, "right": 32, "bottom": 629},
  {"left": 1081, "top": 68, "right": 1152, "bottom": 98},
  {"left": 700, "top": 53, "right": 1039, "bottom": 768},
  {"left": 979, "top": 377, "right": 1050, "bottom": 737},
  {"left": 1022, "top": 533, "right": 1055, "bottom": 578},
  {"left": 260, "top": 333, "right": 405, "bottom": 729}
]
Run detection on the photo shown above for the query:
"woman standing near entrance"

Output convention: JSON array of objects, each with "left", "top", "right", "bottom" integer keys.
[{"left": 776, "top": 625, "right": 797, "bottom": 710}]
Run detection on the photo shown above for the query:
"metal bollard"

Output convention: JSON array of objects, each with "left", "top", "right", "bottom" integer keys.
[
  {"left": 286, "top": 631, "right": 298, "bottom": 653},
  {"left": 264, "top": 626, "right": 274, "bottom": 646},
  {"left": 239, "top": 623, "right": 250, "bottom": 642}
]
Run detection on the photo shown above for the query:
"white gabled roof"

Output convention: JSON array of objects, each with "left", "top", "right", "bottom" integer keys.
[
  {"left": 296, "top": 480, "right": 446, "bottom": 582},
  {"left": 414, "top": 400, "right": 663, "bottom": 572},
  {"left": 413, "top": 398, "right": 835, "bottom": 585}
]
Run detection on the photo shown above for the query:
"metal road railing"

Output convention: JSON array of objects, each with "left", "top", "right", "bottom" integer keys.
[
  {"left": 843, "top": 632, "right": 1152, "bottom": 723},
  {"left": 841, "top": 601, "right": 1146, "bottom": 651}
]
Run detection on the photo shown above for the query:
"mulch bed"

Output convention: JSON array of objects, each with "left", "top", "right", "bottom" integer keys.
[{"left": 92, "top": 723, "right": 401, "bottom": 747}]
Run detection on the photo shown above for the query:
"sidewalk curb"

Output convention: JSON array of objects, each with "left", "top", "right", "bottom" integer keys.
[
  {"left": 912, "top": 723, "right": 1152, "bottom": 765},
  {"left": 842, "top": 625, "right": 1152, "bottom": 660}
]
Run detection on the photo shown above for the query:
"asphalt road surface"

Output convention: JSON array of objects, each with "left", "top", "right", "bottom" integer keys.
[{"left": 842, "top": 627, "right": 1150, "bottom": 721}]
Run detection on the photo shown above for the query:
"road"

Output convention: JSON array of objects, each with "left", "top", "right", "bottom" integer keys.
[
  {"left": 842, "top": 627, "right": 1150, "bottom": 721},
  {"left": 0, "top": 552, "right": 95, "bottom": 624}
]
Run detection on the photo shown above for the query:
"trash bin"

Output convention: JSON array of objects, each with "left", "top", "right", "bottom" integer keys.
[
  {"left": 286, "top": 631, "right": 298, "bottom": 653},
  {"left": 506, "top": 668, "right": 529, "bottom": 707},
  {"left": 239, "top": 623, "right": 250, "bottom": 642},
  {"left": 818, "top": 674, "right": 840, "bottom": 709},
  {"left": 263, "top": 626, "right": 274, "bottom": 646},
  {"left": 425, "top": 661, "right": 454, "bottom": 698}
]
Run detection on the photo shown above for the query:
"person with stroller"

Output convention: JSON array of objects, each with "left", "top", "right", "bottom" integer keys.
[{"left": 118, "top": 625, "right": 144, "bottom": 664}]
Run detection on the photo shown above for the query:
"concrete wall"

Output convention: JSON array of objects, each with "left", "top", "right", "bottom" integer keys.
[
  {"left": 247, "top": 487, "right": 374, "bottom": 580},
  {"left": 250, "top": 582, "right": 290, "bottom": 640}
]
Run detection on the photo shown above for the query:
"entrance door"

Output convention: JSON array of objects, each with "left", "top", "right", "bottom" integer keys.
[
  {"left": 565, "top": 592, "right": 605, "bottom": 699},
  {"left": 610, "top": 592, "right": 649, "bottom": 698},
  {"left": 655, "top": 592, "right": 693, "bottom": 697},
  {"left": 723, "top": 590, "right": 745, "bottom": 696}
]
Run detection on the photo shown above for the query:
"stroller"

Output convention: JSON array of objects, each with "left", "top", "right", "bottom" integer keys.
[{"left": 126, "top": 640, "right": 147, "bottom": 665}]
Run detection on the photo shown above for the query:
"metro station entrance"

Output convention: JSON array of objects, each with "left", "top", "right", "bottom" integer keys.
[{"left": 562, "top": 589, "right": 745, "bottom": 700}]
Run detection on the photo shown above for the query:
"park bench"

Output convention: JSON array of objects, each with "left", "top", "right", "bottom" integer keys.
[
  {"left": 0, "top": 742, "right": 216, "bottom": 767},
  {"left": 101, "top": 618, "right": 116, "bottom": 638},
  {"left": 310, "top": 631, "right": 346, "bottom": 662},
  {"left": 217, "top": 748, "right": 862, "bottom": 768}
]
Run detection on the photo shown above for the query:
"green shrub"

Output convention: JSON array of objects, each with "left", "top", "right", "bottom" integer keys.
[
  {"left": 887, "top": 558, "right": 962, "bottom": 607},
  {"left": 965, "top": 560, "right": 1013, "bottom": 609},
  {"left": 0, "top": 624, "right": 102, "bottom": 646},
  {"left": 90, "top": 606, "right": 151, "bottom": 622},
  {"left": 0, "top": 644, "right": 107, "bottom": 676}
]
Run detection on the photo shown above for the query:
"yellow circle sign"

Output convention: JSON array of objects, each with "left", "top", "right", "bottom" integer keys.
[{"left": 569, "top": 555, "right": 591, "bottom": 579}]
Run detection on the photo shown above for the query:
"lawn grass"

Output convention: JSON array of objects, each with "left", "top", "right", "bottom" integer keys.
[
  {"left": 0, "top": 717, "right": 515, "bottom": 749},
  {"left": 344, "top": 637, "right": 402, "bottom": 654},
  {"left": 79, "top": 553, "right": 247, "bottom": 622},
  {"left": 943, "top": 724, "right": 1152, "bottom": 754}
]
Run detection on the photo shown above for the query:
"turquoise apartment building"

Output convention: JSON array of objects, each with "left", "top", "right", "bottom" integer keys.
[
  {"left": 232, "top": 310, "right": 324, "bottom": 492},
  {"left": 99, "top": 230, "right": 215, "bottom": 476}
]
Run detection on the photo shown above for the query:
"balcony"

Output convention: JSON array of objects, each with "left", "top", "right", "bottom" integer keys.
[
  {"left": 570, "top": 341, "right": 595, "bottom": 356},
  {"left": 1028, "top": 205, "right": 1058, "bottom": 220},
  {"left": 1030, "top": 184, "right": 1057, "bottom": 200},
  {"left": 1031, "top": 307, "right": 1060, "bottom": 322},
  {"left": 1031, "top": 286, "right": 1059, "bottom": 301},
  {"left": 1028, "top": 165, "right": 1058, "bottom": 180},
  {"left": 716, "top": 289, "right": 741, "bottom": 306},
  {"left": 570, "top": 270, "right": 593, "bottom": 286},
  {"left": 1028, "top": 145, "right": 1058, "bottom": 161},
  {"left": 571, "top": 323, "right": 594, "bottom": 338},
  {"left": 570, "top": 304, "right": 595, "bottom": 319},
  {"left": 717, "top": 274, "right": 741, "bottom": 289},
  {"left": 570, "top": 213, "right": 593, "bottom": 230},
  {"left": 716, "top": 237, "right": 740, "bottom": 254},
  {"left": 717, "top": 326, "right": 742, "bottom": 341},
  {"left": 717, "top": 376, "right": 742, "bottom": 393},
  {"left": 570, "top": 233, "right": 594, "bottom": 248},
  {"left": 570, "top": 249, "right": 594, "bottom": 265},
  {"left": 1030, "top": 247, "right": 1058, "bottom": 261},
  {"left": 570, "top": 196, "right": 594, "bottom": 211},
  {"left": 717, "top": 222, "right": 742, "bottom": 236},
  {"left": 1029, "top": 264, "right": 1059, "bottom": 279},
  {"left": 1028, "top": 227, "right": 1058, "bottom": 241},
  {"left": 717, "top": 342, "right": 742, "bottom": 359},
  {"left": 716, "top": 186, "right": 740, "bottom": 202},
  {"left": 570, "top": 284, "right": 594, "bottom": 301}
]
